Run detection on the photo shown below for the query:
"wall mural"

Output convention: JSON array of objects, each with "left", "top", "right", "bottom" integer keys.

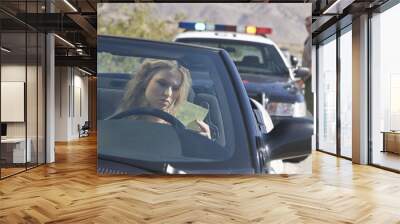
[{"left": 97, "top": 3, "right": 313, "bottom": 175}]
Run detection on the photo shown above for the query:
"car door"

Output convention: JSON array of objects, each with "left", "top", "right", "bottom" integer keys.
[{"left": 97, "top": 35, "right": 262, "bottom": 175}]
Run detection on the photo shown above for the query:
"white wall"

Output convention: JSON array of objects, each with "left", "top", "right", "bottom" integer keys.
[
  {"left": 1, "top": 65, "right": 26, "bottom": 141},
  {"left": 55, "top": 67, "right": 89, "bottom": 141},
  {"left": 1, "top": 63, "right": 46, "bottom": 164},
  {"left": 71, "top": 72, "right": 89, "bottom": 138},
  {"left": 76, "top": 71, "right": 89, "bottom": 138},
  {"left": 1, "top": 82, "right": 25, "bottom": 122},
  {"left": 1, "top": 65, "right": 26, "bottom": 81},
  {"left": 1, "top": 65, "right": 29, "bottom": 137},
  {"left": 55, "top": 67, "right": 69, "bottom": 141}
]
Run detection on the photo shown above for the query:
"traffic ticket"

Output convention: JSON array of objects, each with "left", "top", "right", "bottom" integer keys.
[{"left": 175, "top": 101, "right": 209, "bottom": 131}]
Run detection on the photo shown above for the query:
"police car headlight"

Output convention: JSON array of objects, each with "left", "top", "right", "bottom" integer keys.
[
  {"left": 266, "top": 102, "right": 293, "bottom": 116},
  {"left": 293, "top": 102, "right": 307, "bottom": 117},
  {"left": 266, "top": 102, "right": 306, "bottom": 117}
]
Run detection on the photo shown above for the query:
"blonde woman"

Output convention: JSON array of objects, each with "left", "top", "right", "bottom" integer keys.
[{"left": 116, "top": 59, "right": 210, "bottom": 138}]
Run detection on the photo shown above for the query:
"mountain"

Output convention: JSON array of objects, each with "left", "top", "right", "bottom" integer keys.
[{"left": 98, "top": 3, "right": 311, "bottom": 55}]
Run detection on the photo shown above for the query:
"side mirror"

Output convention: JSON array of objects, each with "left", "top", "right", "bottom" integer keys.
[
  {"left": 263, "top": 117, "right": 313, "bottom": 161},
  {"left": 290, "top": 55, "right": 298, "bottom": 67},
  {"left": 250, "top": 98, "right": 313, "bottom": 162},
  {"left": 249, "top": 98, "right": 274, "bottom": 134},
  {"left": 294, "top": 67, "right": 310, "bottom": 79}
]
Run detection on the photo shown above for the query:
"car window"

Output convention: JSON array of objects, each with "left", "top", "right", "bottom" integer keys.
[
  {"left": 177, "top": 38, "right": 289, "bottom": 77},
  {"left": 97, "top": 36, "right": 253, "bottom": 174}
]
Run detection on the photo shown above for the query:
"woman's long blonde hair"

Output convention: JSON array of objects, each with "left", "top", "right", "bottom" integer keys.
[{"left": 116, "top": 59, "right": 192, "bottom": 115}]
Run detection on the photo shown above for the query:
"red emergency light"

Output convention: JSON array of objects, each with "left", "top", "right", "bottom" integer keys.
[{"left": 255, "top": 27, "right": 272, "bottom": 35}]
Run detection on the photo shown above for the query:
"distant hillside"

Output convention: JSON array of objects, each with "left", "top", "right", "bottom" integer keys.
[{"left": 98, "top": 3, "right": 311, "bottom": 56}]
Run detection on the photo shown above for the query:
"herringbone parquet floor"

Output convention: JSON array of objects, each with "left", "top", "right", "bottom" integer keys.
[{"left": 1, "top": 135, "right": 400, "bottom": 223}]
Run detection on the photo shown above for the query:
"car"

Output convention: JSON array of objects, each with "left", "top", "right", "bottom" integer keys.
[
  {"left": 97, "top": 35, "right": 313, "bottom": 175},
  {"left": 174, "top": 22, "right": 311, "bottom": 120}
]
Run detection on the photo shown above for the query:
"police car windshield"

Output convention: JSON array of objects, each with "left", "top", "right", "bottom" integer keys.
[{"left": 178, "top": 39, "right": 289, "bottom": 77}]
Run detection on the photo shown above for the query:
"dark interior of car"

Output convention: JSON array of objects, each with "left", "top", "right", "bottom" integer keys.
[{"left": 98, "top": 66, "right": 226, "bottom": 146}]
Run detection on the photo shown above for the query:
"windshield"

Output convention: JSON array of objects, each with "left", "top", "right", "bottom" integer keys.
[
  {"left": 97, "top": 36, "right": 253, "bottom": 174},
  {"left": 177, "top": 38, "right": 289, "bottom": 78}
]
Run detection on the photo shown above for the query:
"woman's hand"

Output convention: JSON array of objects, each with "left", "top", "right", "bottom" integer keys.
[{"left": 195, "top": 120, "right": 211, "bottom": 139}]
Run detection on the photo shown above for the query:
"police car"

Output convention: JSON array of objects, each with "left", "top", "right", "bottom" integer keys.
[
  {"left": 174, "top": 22, "right": 311, "bottom": 120},
  {"left": 97, "top": 35, "right": 313, "bottom": 174}
]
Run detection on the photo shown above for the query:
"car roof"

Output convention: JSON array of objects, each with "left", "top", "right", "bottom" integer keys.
[
  {"left": 175, "top": 31, "right": 277, "bottom": 46},
  {"left": 98, "top": 35, "right": 223, "bottom": 54}
]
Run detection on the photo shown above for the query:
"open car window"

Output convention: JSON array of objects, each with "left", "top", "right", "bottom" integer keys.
[{"left": 97, "top": 36, "right": 253, "bottom": 174}]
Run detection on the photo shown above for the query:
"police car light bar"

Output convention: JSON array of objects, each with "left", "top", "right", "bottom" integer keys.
[{"left": 179, "top": 22, "right": 272, "bottom": 35}]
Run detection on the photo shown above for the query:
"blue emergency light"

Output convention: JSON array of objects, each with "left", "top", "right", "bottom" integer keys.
[
  {"left": 178, "top": 22, "right": 196, "bottom": 30},
  {"left": 179, "top": 22, "right": 206, "bottom": 31}
]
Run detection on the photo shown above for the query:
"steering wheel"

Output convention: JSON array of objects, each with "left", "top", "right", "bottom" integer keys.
[{"left": 106, "top": 107, "right": 186, "bottom": 130}]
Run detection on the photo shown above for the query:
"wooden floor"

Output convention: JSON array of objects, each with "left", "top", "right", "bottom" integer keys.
[
  {"left": 1, "top": 167, "right": 26, "bottom": 177},
  {"left": 1, "top": 135, "right": 400, "bottom": 223}
]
